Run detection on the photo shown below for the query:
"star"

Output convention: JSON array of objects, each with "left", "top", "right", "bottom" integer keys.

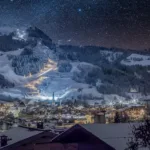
[
  {"left": 78, "top": 8, "right": 82, "bottom": 12},
  {"left": 0, "top": 0, "right": 149, "bottom": 50},
  {"left": 67, "top": 39, "right": 72, "bottom": 42}
]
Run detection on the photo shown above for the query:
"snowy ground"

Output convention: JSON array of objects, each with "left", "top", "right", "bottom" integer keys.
[
  {"left": 38, "top": 62, "right": 100, "bottom": 99},
  {"left": 1, "top": 29, "right": 150, "bottom": 105},
  {"left": 0, "top": 50, "right": 149, "bottom": 105},
  {"left": 100, "top": 50, "right": 123, "bottom": 62},
  {"left": 121, "top": 54, "right": 150, "bottom": 66},
  {"left": 0, "top": 49, "right": 26, "bottom": 84}
]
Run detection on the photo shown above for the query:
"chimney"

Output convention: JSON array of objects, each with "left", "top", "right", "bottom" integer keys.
[
  {"left": 2, "top": 122, "right": 8, "bottom": 131},
  {"left": 94, "top": 111, "right": 106, "bottom": 124},
  {"left": 0, "top": 135, "right": 11, "bottom": 147},
  {"left": 37, "top": 122, "right": 44, "bottom": 129}
]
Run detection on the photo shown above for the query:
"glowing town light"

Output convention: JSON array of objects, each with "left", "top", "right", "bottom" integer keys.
[
  {"left": 140, "top": 109, "right": 145, "bottom": 115},
  {"left": 132, "top": 99, "right": 138, "bottom": 104},
  {"left": 119, "top": 100, "right": 122, "bottom": 104},
  {"left": 108, "top": 101, "right": 114, "bottom": 106},
  {"left": 34, "top": 95, "right": 59, "bottom": 101}
]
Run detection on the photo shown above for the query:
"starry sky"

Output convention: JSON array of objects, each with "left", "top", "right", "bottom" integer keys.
[{"left": 0, "top": 0, "right": 150, "bottom": 50}]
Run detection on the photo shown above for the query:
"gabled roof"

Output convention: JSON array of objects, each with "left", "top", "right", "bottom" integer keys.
[
  {"left": 51, "top": 123, "right": 142, "bottom": 150},
  {"left": 51, "top": 124, "right": 115, "bottom": 150},
  {"left": 0, "top": 126, "right": 55, "bottom": 150},
  {"left": 81, "top": 123, "right": 140, "bottom": 150}
]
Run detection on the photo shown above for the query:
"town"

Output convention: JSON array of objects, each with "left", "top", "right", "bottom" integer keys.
[
  {"left": 0, "top": 0, "right": 150, "bottom": 149},
  {"left": 0, "top": 96, "right": 149, "bottom": 150},
  {"left": 0, "top": 95, "right": 148, "bottom": 131}
]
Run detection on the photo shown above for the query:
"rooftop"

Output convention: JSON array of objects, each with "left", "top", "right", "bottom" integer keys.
[
  {"left": 0, "top": 126, "right": 44, "bottom": 149},
  {"left": 81, "top": 123, "right": 142, "bottom": 150},
  {"left": 51, "top": 123, "right": 145, "bottom": 150}
]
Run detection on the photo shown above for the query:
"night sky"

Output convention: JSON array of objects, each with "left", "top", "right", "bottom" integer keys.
[{"left": 0, "top": 0, "right": 150, "bottom": 49}]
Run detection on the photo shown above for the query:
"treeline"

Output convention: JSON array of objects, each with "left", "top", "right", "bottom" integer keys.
[
  {"left": 0, "top": 74, "right": 14, "bottom": 88},
  {"left": 58, "top": 45, "right": 150, "bottom": 96}
]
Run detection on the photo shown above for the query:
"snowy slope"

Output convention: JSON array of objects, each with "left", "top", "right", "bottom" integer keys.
[
  {"left": 0, "top": 27, "right": 17, "bottom": 35},
  {"left": 38, "top": 62, "right": 102, "bottom": 100},
  {"left": 1, "top": 26, "right": 150, "bottom": 105},
  {"left": 121, "top": 54, "right": 150, "bottom": 66},
  {"left": 100, "top": 50, "right": 123, "bottom": 62},
  {"left": 0, "top": 49, "right": 26, "bottom": 84}
]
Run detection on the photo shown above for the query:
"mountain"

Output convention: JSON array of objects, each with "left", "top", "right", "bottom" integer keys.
[
  {"left": 0, "top": 27, "right": 52, "bottom": 52},
  {"left": 0, "top": 27, "right": 150, "bottom": 105}
]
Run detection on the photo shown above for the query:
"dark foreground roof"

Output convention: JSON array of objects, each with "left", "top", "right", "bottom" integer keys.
[
  {"left": 81, "top": 123, "right": 135, "bottom": 150},
  {"left": 52, "top": 123, "right": 142, "bottom": 150},
  {"left": 0, "top": 126, "right": 56, "bottom": 150}
]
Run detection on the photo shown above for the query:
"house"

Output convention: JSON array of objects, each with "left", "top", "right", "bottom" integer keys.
[
  {"left": 34, "top": 123, "right": 141, "bottom": 150},
  {"left": 7, "top": 106, "right": 20, "bottom": 118},
  {"left": 0, "top": 126, "right": 56, "bottom": 150},
  {"left": 0, "top": 101, "right": 14, "bottom": 110}
]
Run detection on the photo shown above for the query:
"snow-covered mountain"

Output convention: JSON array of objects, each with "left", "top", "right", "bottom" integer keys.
[{"left": 1, "top": 27, "right": 150, "bottom": 105}]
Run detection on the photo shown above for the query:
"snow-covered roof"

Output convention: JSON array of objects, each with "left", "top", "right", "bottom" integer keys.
[{"left": 81, "top": 123, "right": 141, "bottom": 150}]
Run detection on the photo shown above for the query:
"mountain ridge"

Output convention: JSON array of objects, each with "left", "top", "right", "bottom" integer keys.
[{"left": 0, "top": 26, "right": 150, "bottom": 105}]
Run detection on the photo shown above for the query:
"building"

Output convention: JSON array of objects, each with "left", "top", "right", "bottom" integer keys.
[
  {"left": 0, "top": 101, "right": 14, "bottom": 112},
  {"left": 7, "top": 107, "right": 20, "bottom": 118},
  {"left": 0, "top": 101, "right": 14, "bottom": 107},
  {"left": 74, "top": 118, "right": 87, "bottom": 124},
  {"left": 0, "top": 126, "right": 56, "bottom": 150},
  {"left": 94, "top": 112, "right": 106, "bottom": 124},
  {"left": 118, "top": 106, "right": 145, "bottom": 121},
  {"left": 34, "top": 123, "right": 141, "bottom": 150},
  {"left": 85, "top": 115, "right": 94, "bottom": 124},
  {"left": 142, "top": 99, "right": 150, "bottom": 117}
]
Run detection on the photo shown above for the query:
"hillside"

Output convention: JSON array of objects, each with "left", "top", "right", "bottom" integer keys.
[{"left": 0, "top": 27, "right": 150, "bottom": 105}]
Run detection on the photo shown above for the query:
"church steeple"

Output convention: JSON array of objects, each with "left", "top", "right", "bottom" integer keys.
[{"left": 52, "top": 92, "right": 55, "bottom": 106}]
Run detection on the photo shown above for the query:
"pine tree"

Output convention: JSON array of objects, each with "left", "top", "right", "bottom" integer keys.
[
  {"left": 114, "top": 112, "right": 121, "bottom": 123},
  {"left": 126, "top": 120, "right": 150, "bottom": 150}
]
